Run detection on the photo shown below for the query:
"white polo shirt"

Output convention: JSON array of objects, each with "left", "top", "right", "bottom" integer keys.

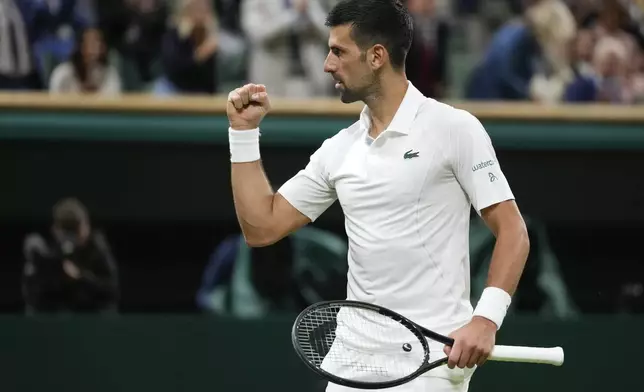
[{"left": 278, "top": 82, "right": 514, "bottom": 342}]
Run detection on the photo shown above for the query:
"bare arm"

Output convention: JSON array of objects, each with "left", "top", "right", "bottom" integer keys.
[
  {"left": 445, "top": 199, "right": 529, "bottom": 369},
  {"left": 480, "top": 200, "right": 530, "bottom": 296},
  {"left": 227, "top": 83, "right": 318, "bottom": 247},
  {"left": 231, "top": 161, "right": 310, "bottom": 247}
]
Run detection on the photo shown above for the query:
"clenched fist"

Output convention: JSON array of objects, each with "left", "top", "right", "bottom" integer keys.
[{"left": 227, "top": 84, "right": 271, "bottom": 130}]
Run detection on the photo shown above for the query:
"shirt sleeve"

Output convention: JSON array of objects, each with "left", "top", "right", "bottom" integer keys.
[
  {"left": 449, "top": 110, "right": 515, "bottom": 214},
  {"left": 277, "top": 138, "right": 338, "bottom": 222}
]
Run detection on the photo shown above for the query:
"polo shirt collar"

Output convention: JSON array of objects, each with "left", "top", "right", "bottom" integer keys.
[{"left": 359, "top": 81, "right": 426, "bottom": 136}]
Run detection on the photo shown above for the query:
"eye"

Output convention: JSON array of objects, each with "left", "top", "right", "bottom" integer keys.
[{"left": 331, "top": 47, "right": 341, "bottom": 56}]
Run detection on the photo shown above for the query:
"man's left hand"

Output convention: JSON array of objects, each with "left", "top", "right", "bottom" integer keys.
[{"left": 443, "top": 316, "right": 497, "bottom": 369}]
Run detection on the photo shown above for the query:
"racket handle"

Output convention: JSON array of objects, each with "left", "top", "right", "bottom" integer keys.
[{"left": 489, "top": 345, "right": 564, "bottom": 366}]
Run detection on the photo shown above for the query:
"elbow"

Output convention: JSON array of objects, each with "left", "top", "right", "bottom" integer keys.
[
  {"left": 517, "top": 221, "right": 531, "bottom": 257},
  {"left": 242, "top": 228, "right": 281, "bottom": 248},
  {"left": 243, "top": 236, "right": 273, "bottom": 248}
]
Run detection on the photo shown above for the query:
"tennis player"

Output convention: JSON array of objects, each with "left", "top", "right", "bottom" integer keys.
[{"left": 226, "top": 0, "right": 530, "bottom": 390}]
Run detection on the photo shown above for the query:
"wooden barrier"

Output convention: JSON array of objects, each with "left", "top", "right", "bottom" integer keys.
[{"left": 2, "top": 92, "right": 644, "bottom": 122}]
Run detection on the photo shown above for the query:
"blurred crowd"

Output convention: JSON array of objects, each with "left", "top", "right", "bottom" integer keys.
[{"left": 0, "top": 0, "right": 642, "bottom": 103}]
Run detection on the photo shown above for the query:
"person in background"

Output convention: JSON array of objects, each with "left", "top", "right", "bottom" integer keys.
[
  {"left": 590, "top": 0, "right": 639, "bottom": 56},
  {"left": 196, "top": 225, "right": 348, "bottom": 319},
  {"left": 214, "top": 0, "right": 242, "bottom": 34},
  {"left": 465, "top": 0, "right": 576, "bottom": 102},
  {"left": 404, "top": 0, "right": 450, "bottom": 99},
  {"left": 22, "top": 198, "right": 119, "bottom": 314},
  {"left": 30, "top": 0, "right": 96, "bottom": 81},
  {"left": 49, "top": 26, "right": 121, "bottom": 94},
  {"left": 0, "top": 0, "right": 67, "bottom": 90},
  {"left": 525, "top": 0, "right": 577, "bottom": 103},
  {"left": 153, "top": 0, "right": 218, "bottom": 96},
  {"left": 96, "top": 0, "right": 169, "bottom": 87},
  {"left": 627, "top": 48, "right": 644, "bottom": 103},
  {"left": 570, "top": 27, "right": 596, "bottom": 77},
  {"left": 564, "top": 35, "right": 631, "bottom": 103},
  {"left": 241, "top": 0, "right": 336, "bottom": 97}
]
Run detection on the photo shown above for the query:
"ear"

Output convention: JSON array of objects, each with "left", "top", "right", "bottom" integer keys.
[{"left": 368, "top": 44, "right": 389, "bottom": 70}]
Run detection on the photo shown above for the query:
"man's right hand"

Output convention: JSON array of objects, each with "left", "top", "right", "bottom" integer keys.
[{"left": 227, "top": 84, "right": 271, "bottom": 130}]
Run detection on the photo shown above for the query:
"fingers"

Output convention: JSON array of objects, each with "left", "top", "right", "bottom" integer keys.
[
  {"left": 446, "top": 338, "right": 491, "bottom": 369},
  {"left": 457, "top": 343, "right": 471, "bottom": 369},
  {"left": 238, "top": 85, "right": 251, "bottom": 106},
  {"left": 228, "top": 84, "right": 268, "bottom": 110},
  {"left": 251, "top": 92, "right": 269, "bottom": 105},
  {"left": 446, "top": 340, "right": 462, "bottom": 370},
  {"left": 459, "top": 341, "right": 491, "bottom": 369},
  {"left": 228, "top": 89, "right": 244, "bottom": 110},
  {"left": 476, "top": 350, "right": 489, "bottom": 367},
  {"left": 466, "top": 348, "right": 479, "bottom": 369}
]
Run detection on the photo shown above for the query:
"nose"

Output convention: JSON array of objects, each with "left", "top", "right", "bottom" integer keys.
[{"left": 324, "top": 52, "right": 335, "bottom": 74}]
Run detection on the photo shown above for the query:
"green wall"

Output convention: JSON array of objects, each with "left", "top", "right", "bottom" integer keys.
[
  {"left": 2, "top": 314, "right": 641, "bottom": 392},
  {"left": 2, "top": 108, "right": 644, "bottom": 150}
]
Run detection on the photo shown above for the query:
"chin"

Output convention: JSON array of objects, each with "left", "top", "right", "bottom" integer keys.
[{"left": 340, "top": 91, "right": 361, "bottom": 104}]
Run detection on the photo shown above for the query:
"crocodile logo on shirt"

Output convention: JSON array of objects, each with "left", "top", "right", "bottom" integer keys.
[{"left": 404, "top": 150, "right": 419, "bottom": 159}]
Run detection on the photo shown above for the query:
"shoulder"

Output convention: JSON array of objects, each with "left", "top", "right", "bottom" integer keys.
[
  {"left": 417, "top": 100, "right": 486, "bottom": 141},
  {"left": 312, "top": 119, "right": 362, "bottom": 159}
]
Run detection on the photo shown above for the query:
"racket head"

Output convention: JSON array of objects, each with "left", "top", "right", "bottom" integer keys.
[{"left": 291, "top": 300, "right": 434, "bottom": 389}]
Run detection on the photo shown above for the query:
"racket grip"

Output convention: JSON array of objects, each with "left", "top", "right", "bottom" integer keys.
[{"left": 489, "top": 345, "right": 564, "bottom": 366}]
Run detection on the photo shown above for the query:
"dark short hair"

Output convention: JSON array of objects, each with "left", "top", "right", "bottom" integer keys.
[
  {"left": 326, "top": 0, "right": 414, "bottom": 69},
  {"left": 53, "top": 197, "right": 89, "bottom": 233}
]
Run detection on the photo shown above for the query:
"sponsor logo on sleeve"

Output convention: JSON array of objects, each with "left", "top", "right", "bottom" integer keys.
[{"left": 472, "top": 160, "right": 495, "bottom": 172}]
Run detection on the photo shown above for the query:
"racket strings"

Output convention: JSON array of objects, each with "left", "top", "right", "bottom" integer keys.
[{"left": 295, "top": 304, "right": 426, "bottom": 382}]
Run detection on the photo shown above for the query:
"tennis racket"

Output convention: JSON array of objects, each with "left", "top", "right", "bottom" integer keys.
[{"left": 291, "top": 300, "right": 564, "bottom": 390}]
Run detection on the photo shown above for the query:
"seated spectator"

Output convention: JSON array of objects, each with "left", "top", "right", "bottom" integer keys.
[
  {"left": 153, "top": 0, "right": 218, "bottom": 96},
  {"left": 241, "top": 0, "right": 335, "bottom": 98},
  {"left": 404, "top": 0, "right": 450, "bottom": 99},
  {"left": 564, "top": 35, "right": 631, "bottom": 103},
  {"left": 627, "top": 49, "right": 644, "bottom": 103},
  {"left": 589, "top": 0, "right": 639, "bottom": 58},
  {"left": 49, "top": 27, "right": 121, "bottom": 94},
  {"left": 465, "top": 0, "right": 575, "bottom": 101},
  {"left": 31, "top": 0, "right": 96, "bottom": 80},
  {"left": 571, "top": 27, "right": 597, "bottom": 77},
  {"left": 0, "top": 0, "right": 48, "bottom": 90},
  {"left": 22, "top": 198, "right": 119, "bottom": 314},
  {"left": 96, "top": 0, "right": 169, "bottom": 88}
]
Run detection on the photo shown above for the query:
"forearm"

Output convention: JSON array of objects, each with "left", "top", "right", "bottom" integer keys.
[
  {"left": 485, "top": 226, "right": 530, "bottom": 296},
  {"left": 227, "top": 86, "right": 311, "bottom": 246},
  {"left": 231, "top": 161, "right": 277, "bottom": 244},
  {"left": 473, "top": 209, "right": 530, "bottom": 328}
]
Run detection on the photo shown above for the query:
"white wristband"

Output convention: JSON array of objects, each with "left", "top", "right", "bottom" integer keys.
[
  {"left": 229, "top": 127, "right": 261, "bottom": 163},
  {"left": 472, "top": 287, "right": 512, "bottom": 330}
]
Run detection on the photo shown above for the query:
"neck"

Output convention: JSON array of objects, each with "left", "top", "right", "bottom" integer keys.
[{"left": 364, "top": 72, "right": 409, "bottom": 138}]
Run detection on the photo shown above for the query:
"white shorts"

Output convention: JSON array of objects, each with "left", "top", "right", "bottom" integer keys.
[{"left": 325, "top": 365, "right": 476, "bottom": 392}]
